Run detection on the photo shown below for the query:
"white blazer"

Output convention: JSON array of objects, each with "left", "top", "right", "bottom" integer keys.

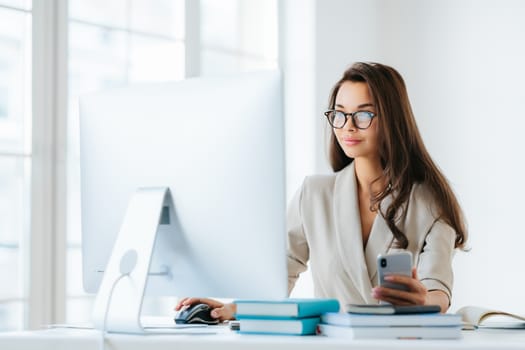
[{"left": 287, "top": 162, "right": 456, "bottom": 310}]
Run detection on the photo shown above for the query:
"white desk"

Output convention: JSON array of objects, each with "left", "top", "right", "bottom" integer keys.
[{"left": 1, "top": 328, "right": 525, "bottom": 350}]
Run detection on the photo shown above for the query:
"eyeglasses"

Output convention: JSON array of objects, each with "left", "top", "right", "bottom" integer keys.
[{"left": 324, "top": 110, "right": 376, "bottom": 129}]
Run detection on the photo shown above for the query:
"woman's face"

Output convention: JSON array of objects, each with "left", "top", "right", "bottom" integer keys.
[{"left": 333, "top": 81, "right": 380, "bottom": 161}]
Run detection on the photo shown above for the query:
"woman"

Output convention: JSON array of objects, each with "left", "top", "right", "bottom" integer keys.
[{"left": 176, "top": 62, "right": 467, "bottom": 320}]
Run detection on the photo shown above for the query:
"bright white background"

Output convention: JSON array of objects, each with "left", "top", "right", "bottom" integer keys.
[
  {"left": 0, "top": 0, "right": 279, "bottom": 330},
  {"left": 288, "top": 0, "right": 525, "bottom": 315},
  {"left": 1, "top": 0, "right": 525, "bottom": 331}
]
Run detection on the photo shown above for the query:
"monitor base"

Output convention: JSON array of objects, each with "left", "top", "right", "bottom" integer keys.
[{"left": 92, "top": 187, "right": 174, "bottom": 333}]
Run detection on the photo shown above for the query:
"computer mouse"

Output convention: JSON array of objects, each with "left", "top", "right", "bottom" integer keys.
[{"left": 174, "top": 303, "right": 220, "bottom": 325}]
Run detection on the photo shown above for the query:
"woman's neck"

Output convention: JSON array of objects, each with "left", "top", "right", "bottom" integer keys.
[{"left": 354, "top": 157, "right": 384, "bottom": 195}]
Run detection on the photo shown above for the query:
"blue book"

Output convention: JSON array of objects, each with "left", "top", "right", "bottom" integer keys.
[
  {"left": 234, "top": 298, "right": 340, "bottom": 319},
  {"left": 238, "top": 316, "right": 320, "bottom": 335}
]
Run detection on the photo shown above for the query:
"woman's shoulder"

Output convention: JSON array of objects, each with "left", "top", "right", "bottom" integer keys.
[
  {"left": 301, "top": 173, "right": 336, "bottom": 198},
  {"left": 300, "top": 163, "right": 353, "bottom": 197},
  {"left": 408, "top": 182, "right": 441, "bottom": 220},
  {"left": 293, "top": 173, "right": 337, "bottom": 216},
  {"left": 303, "top": 172, "right": 336, "bottom": 187}
]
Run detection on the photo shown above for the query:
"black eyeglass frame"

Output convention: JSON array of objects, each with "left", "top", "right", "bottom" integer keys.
[{"left": 324, "top": 109, "right": 377, "bottom": 130}]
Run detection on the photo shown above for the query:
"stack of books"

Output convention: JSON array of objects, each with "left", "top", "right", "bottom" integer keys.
[
  {"left": 233, "top": 298, "right": 340, "bottom": 335},
  {"left": 317, "top": 304, "right": 462, "bottom": 339}
]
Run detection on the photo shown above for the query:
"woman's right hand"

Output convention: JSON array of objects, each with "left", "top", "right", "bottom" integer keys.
[{"left": 174, "top": 297, "right": 237, "bottom": 321}]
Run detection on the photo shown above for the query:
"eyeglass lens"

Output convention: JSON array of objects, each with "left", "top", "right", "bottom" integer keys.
[{"left": 329, "top": 111, "right": 373, "bottom": 129}]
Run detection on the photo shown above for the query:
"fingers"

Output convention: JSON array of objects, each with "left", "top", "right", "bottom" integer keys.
[
  {"left": 174, "top": 297, "right": 192, "bottom": 311},
  {"left": 373, "top": 285, "right": 426, "bottom": 305},
  {"left": 384, "top": 274, "right": 426, "bottom": 293},
  {"left": 174, "top": 297, "right": 202, "bottom": 311},
  {"left": 412, "top": 267, "right": 418, "bottom": 280},
  {"left": 372, "top": 271, "right": 428, "bottom": 306},
  {"left": 174, "top": 297, "right": 224, "bottom": 311},
  {"left": 210, "top": 303, "right": 237, "bottom": 321}
]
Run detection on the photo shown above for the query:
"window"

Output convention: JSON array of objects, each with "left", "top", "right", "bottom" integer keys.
[
  {"left": 0, "top": 1, "right": 32, "bottom": 331},
  {"left": 66, "top": 0, "right": 185, "bottom": 324},
  {"left": 200, "top": 0, "right": 277, "bottom": 75},
  {"left": 65, "top": 0, "right": 278, "bottom": 324},
  {"left": 0, "top": 0, "right": 278, "bottom": 329}
]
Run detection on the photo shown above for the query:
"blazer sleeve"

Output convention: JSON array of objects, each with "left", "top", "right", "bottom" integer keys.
[
  {"left": 417, "top": 219, "right": 456, "bottom": 303},
  {"left": 286, "top": 183, "right": 310, "bottom": 295}
]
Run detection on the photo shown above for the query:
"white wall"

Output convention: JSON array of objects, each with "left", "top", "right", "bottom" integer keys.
[
  {"left": 279, "top": 0, "right": 317, "bottom": 200},
  {"left": 310, "top": 0, "right": 525, "bottom": 313},
  {"left": 279, "top": 0, "right": 317, "bottom": 298},
  {"left": 315, "top": 0, "right": 384, "bottom": 172}
]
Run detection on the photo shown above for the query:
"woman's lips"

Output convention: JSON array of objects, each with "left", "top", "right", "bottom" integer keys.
[{"left": 342, "top": 138, "right": 362, "bottom": 146}]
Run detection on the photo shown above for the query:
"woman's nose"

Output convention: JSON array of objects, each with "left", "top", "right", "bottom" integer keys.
[{"left": 342, "top": 116, "right": 356, "bottom": 131}]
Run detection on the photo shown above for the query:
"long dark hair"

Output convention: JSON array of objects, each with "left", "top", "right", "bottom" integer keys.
[{"left": 328, "top": 62, "right": 467, "bottom": 249}]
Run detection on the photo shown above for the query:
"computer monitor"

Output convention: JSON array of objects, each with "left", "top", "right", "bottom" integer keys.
[{"left": 79, "top": 71, "right": 287, "bottom": 332}]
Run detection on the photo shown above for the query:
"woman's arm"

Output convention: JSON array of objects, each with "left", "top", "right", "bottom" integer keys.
[
  {"left": 286, "top": 184, "right": 310, "bottom": 294},
  {"left": 426, "top": 290, "right": 450, "bottom": 313}
]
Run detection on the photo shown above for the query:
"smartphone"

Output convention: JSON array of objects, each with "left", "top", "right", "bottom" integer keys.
[{"left": 377, "top": 252, "right": 412, "bottom": 292}]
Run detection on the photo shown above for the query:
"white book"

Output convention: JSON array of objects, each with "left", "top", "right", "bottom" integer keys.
[
  {"left": 321, "top": 312, "right": 462, "bottom": 327},
  {"left": 317, "top": 324, "right": 462, "bottom": 340},
  {"left": 457, "top": 306, "right": 525, "bottom": 329},
  {"left": 346, "top": 304, "right": 441, "bottom": 315}
]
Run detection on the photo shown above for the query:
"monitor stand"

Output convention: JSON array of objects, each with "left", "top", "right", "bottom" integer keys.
[{"left": 91, "top": 187, "right": 174, "bottom": 333}]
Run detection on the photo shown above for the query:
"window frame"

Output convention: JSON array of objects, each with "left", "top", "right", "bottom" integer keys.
[{"left": 28, "top": 0, "right": 68, "bottom": 329}]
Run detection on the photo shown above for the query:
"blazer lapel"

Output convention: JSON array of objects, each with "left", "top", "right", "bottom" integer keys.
[
  {"left": 364, "top": 194, "right": 395, "bottom": 286},
  {"left": 333, "top": 162, "right": 376, "bottom": 303}
]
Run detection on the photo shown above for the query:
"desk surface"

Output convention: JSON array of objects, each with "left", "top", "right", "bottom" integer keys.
[{"left": 1, "top": 327, "right": 525, "bottom": 350}]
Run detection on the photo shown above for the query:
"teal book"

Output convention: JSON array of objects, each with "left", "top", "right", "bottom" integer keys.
[
  {"left": 234, "top": 298, "right": 340, "bottom": 319},
  {"left": 238, "top": 317, "right": 320, "bottom": 335}
]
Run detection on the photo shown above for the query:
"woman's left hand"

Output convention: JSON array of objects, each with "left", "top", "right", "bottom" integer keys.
[{"left": 371, "top": 267, "right": 427, "bottom": 306}]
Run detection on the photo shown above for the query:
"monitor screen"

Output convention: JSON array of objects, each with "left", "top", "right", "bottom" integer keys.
[{"left": 79, "top": 71, "right": 288, "bottom": 301}]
